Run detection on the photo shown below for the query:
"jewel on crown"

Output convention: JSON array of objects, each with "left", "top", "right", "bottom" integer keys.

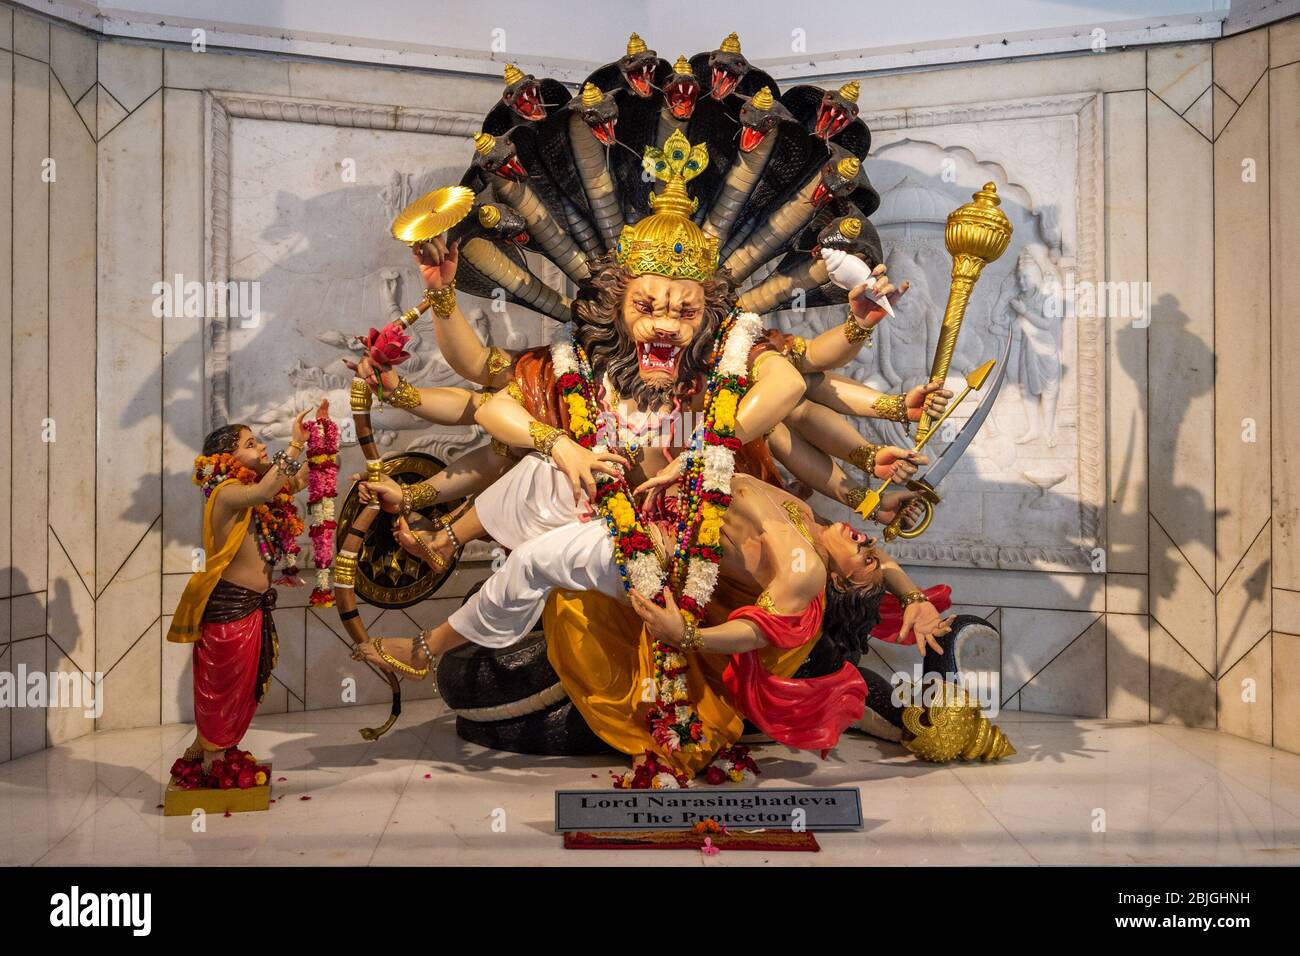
[{"left": 614, "top": 129, "right": 721, "bottom": 282}]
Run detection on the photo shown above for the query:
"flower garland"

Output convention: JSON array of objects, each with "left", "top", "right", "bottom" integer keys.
[
  {"left": 550, "top": 309, "right": 761, "bottom": 759},
  {"left": 193, "top": 453, "right": 302, "bottom": 579},
  {"left": 305, "top": 418, "right": 340, "bottom": 606}
]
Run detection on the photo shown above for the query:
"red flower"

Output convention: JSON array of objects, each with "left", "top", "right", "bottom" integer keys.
[
  {"left": 705, "top": 766, "right": 726, "bottom": 785},
  {"left": 218, "top": 776, "right": 236, "bottom": 790},
  {"left": 364, "top": 323, "right": 412, "bottom": 367},
  {"left": 558, "top": 372, "right": 581, "bottom": 389},
  {"left": 237, "top": 768, "right": 256, "bottom": 789},
  {"left": 210, "top": 760, "right": 226, "bottom": 776}
]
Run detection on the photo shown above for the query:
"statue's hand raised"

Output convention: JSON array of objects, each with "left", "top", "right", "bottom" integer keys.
[
  {"left": 413, "top": 236, "right": 459, "bottom": 291},
  {"left": 848, "top": 264, "right": 909, "bottom": 328},
  {"left": 905, "top": 382, "right": 953, "bottom": 422}
]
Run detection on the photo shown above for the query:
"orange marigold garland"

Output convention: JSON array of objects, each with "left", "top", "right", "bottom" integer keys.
[{"left": 193, "top": 452, "right": 303, "bottom": 580}]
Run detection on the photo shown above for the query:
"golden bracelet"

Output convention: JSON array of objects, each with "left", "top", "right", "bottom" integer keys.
[
  {"left": 784, "top": 335, "right": 808, "bottom": 371},
  {"left": 843, "top": 311, "right": 874, "bottom": 346},
  {"left": 485, "top": 346, "right": 511, "bottom": 378},
  {"left": 848, "top": 443, "right": 879, "bottom": 476},
  {"left": 506, "top": 381, "right": 525, "bottom": 404},
  {"left": 679, "top": 618, "right": 704, "bottom": 652},
  {"left": 490, "top": 437, "right": 511, "bottom": 459},
  {"left": 385, "top": 377, "right": 422, "bottom": 410},
  {"left": 897, "top": 589, "right": 928, "bottom": 608},
  {"left": 424, "top": 283, "right": 457, "bottom": 318},
  {"left": 872, "top": 392, "right": 909, "bottom": 423},
  {"left": 528, "top": 421, "right": 564, "bottom": 456},
  {"left": 349, "top": 378, "right": 374, "bottom": 413},
  {"left": 401, "top": 481, "right": 439, "bottom": 516},
  {"left": 846, "top": 486, "right": 868, "bottom": 511}
]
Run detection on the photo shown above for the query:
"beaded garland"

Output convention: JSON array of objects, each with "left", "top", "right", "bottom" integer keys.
[{"left": 549, "top": 309, "right": 760, "bottom": 754}]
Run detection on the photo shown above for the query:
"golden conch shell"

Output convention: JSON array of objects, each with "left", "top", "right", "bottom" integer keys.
[
  {"left": 901, "top": 681, "right": 1016, "bottom": 763},
  {"left": 390, "top": 185, "right": 476, "bottom": 246}
]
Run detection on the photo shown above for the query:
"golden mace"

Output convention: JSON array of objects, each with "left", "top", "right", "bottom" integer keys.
[{"left": 914, "top": 182, "right": 1013, "bottom": 442}]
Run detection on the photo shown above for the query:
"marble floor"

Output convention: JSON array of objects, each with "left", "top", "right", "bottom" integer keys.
[{"left": 2, "top": 701, "right": 1299, "bottom": 866}]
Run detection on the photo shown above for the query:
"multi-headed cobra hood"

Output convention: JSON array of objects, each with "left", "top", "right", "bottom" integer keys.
[{"left": 445, "top": 32, "right": 883, "bottom": 322}]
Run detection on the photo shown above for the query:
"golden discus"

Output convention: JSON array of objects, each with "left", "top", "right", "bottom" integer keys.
[{"left": 391, "top": 185, "right": 476, "bottom": 246}]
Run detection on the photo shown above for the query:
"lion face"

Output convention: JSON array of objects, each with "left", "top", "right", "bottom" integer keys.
[{"left": 619, "top": 275, "right": 708, "bottom": 390}]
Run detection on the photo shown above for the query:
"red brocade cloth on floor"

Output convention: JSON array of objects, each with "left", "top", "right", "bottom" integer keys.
[
  {"left": 194, "top": 581, "right": 279, "bottom": 749},
  {"left": 723, "top": 593, "right": 866, "bottom": 755}
]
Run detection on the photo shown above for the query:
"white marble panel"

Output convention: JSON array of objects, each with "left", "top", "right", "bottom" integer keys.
[
  {"left": 49, "top": 77, "right": 98, "bottom": 591},
  {"left": 1216, "top": 522, "right": 1271, "bottom": 677},
  {"left": 286, "top": 59, "right": 501, "bottom": 113},
  {"left": 1213, "top": 85, "right": 1238, "bottom": 138},
  {"left": 0, "top": 6, "right": 11, "bottom": 51},
  {"left": 96, "top": 85, "right": 127, "bottom": 138},
  {"left": 97, "top": 40, "right": 160, "bottom": 112},
  {"left": 1149, "top": 620, "right": 1215, "bottom": 729},
  {"left": 161, "top": 88, "right": 206, "bottom": 573},
  {"left": 49, "top": 22, "right": 95, "bottom": 104},
  {"left": 1146, "top": 92, "right": 1216, "bottom": 590},
  {"left": 1275, "top": 588, "right": 1300, "bottom": 636},
  {"left": 1149, "top": 515, "right": 1215, "bottom": 674},
  {"left": 12, "top": 54, "right": 49, "bottom": 595},
  {"left": 46, "top": 638, "right": 95, "bottom": 746},
  {"left": 1000, "top": 608, "right": 1100, "bottom": 704},
  {"left": 46, "top": 529, "right": 94, "bottom": 674},
  {"left": 1214, "top": 75, "right": 1271, "bottom": 591},
  {"left": 1276, "top": 632, "right": 1300, "bottom": 755},
  {"left": 1184, "top": 85, "right": 1213, "bottom": 138},
  {"left": 305, "top": 611, "right": 393, "bottom": 711},
  {"left": 12, "top": 9, "right": 48, "bottom": 62},
  {"left": 1271, "top": 63, "right": 1300, "bottom": 591},
  {"left": 1106, "top": 612, "right": 1150, "bottom": 721},
  {"left": 95, "top": 522, "right": 160, "bottom": 673},
  {"left": 1214, "top": 28, "right": 1267, "bottom": 105},
  {"left": 0, "top": 647, "right": 9, "bottom": 762},
  {"left": 273, "top": 606, "right": 306, "bottom": 705},
  {"left": 1271, "top": 17, "right": 1300, "bottom": 69},
  {"left": 1105, "top": 572, "right": 1148, "bottom": 615},
  {"left": 0, "top": 50, "right": 11, "bottom": 598},
  {"left": 1149, "top": 43, "right": 1212, "bottom": 114},
  {"left": 163, "top": 48, "right": 291, "bottom": 96},
  {"left": 856, "top": 49, "right": 1145, "bottom": 114},
  {"left": 97, "top": 93, "right": 163, "bottom": 590},
  {"left": 9, "top": 637, "right": 47, "bottom": 757},
  {"left": 97, "top": 620, "right": 160, "bottom": 731},
  {"left": 1019, "top": 616, "right": 1106, "bottom": 718},
  {"left": 160, "top": 614, "right": 193, "bottom": 726},
  {"left": 1217, "top": 634, "right": 1271, "bottom": 746},
  {"left": 11, "top": 591, "right": 45, "bottom": 641},
  {"left": 74, "top": 83, "right": 96, "bottom": 139},
  {"left": 1104, "top": 89, "right": 1148, "bottom": 575}
]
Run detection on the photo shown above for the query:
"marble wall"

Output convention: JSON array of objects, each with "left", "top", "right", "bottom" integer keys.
[{"left": 3, "top": 3, "right": 1298, "bottom": 761}]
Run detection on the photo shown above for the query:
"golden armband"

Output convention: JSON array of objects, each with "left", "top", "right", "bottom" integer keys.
[{"left": 848, "top": 443, "right": 879, "bottom": 476}]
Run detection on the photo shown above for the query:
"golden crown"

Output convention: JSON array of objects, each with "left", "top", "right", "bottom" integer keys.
[{"left": 615, "top": 130, "right": 720, "bottom": 281}]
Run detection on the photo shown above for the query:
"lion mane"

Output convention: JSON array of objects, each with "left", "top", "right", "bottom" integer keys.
[{"left": 571, "top": 253, "right": 737, "bottom": 409}]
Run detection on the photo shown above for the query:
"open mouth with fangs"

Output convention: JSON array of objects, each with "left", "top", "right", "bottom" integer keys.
[{"left": 637, "top": 339, "right": 683, "bottom": 377}]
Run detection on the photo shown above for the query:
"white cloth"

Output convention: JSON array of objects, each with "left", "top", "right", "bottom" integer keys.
[{"left": 448, "top": 455, "right": 624, "bottom": 648}]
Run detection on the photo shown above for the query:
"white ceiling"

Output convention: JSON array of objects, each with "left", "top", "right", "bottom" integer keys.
[{"left": 23, "top": 0, "right": 1267, "bottom": 78}]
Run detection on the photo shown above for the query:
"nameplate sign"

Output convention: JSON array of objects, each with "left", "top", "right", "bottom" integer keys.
[{"left": 554, "top": 787, "right": 864, "bottom": 832}]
